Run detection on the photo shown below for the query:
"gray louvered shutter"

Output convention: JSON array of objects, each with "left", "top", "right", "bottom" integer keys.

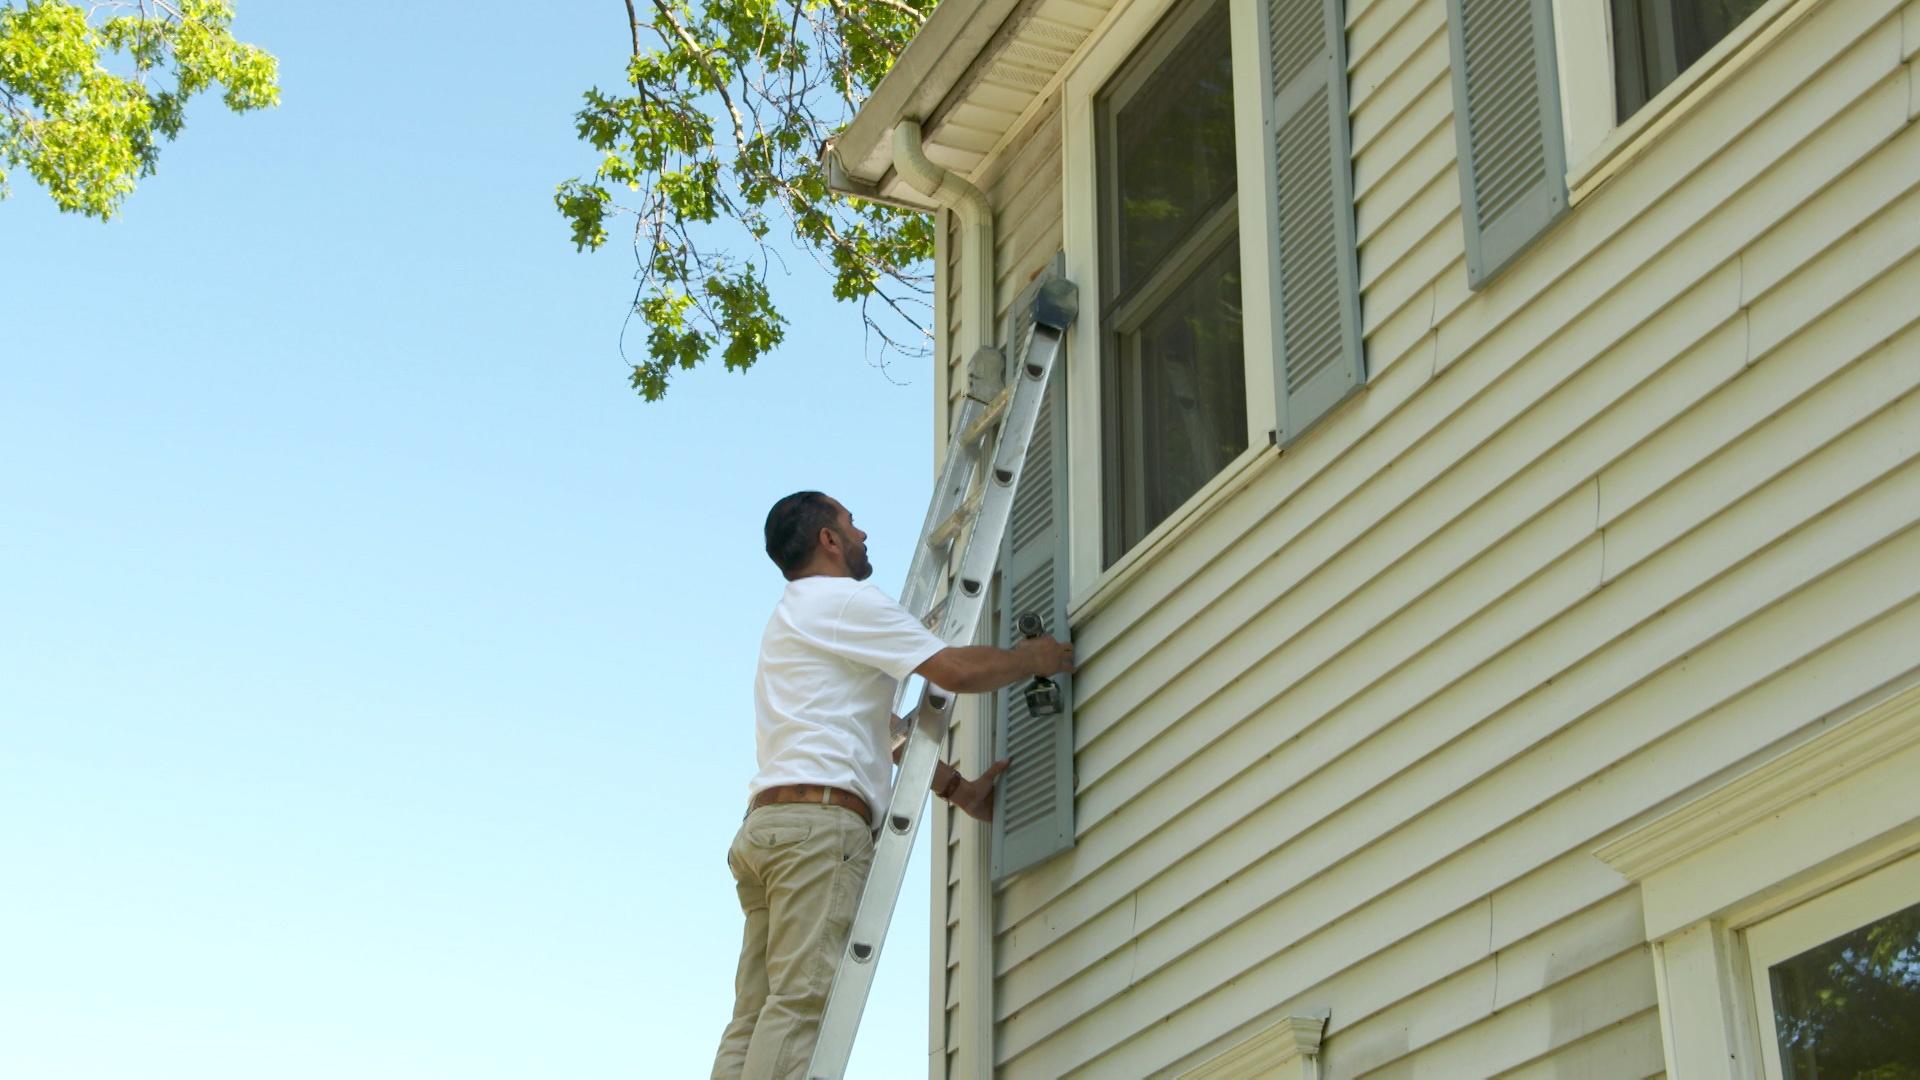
[
  {"left": 1444, "top": 0, "right": 1568, "bottom": 288},
  {"left": 1264, "top": 0, "right": 1367, "bottom": 443},
  {"left": 991, "top": 336, "right": 1073, "bottom": 882}
]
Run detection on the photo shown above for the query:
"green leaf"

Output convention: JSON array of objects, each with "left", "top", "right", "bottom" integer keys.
[
  {"left": 0, "top": 0, "right": 279, "bottom": 219},
  {"left": 558, "top": 0, "right": 938, "bottom": 401}
]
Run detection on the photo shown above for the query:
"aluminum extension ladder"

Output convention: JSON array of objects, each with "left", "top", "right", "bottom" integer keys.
[{"left": 806, "top": 276, "right": 1078, "bottom": 1079}]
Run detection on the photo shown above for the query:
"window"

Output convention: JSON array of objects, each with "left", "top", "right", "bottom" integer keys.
[
  {"left": 1746, "top": 853, "right": 1920, "bottom": 1080},
  {"left": 1592, "top": 681, "right": 1920, "bottom": 1079},
  {"left": 1096, "top": 0, "right": 1245, "bottom": 567},
  {"left": 1610, "top": 0, "right": 1771, "bottom": 120},
  {"left": 1064, "top": 0, "right": 1361, "bottom": 596}
]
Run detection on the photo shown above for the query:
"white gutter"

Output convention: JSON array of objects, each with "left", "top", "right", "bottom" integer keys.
[{"left": 891, "top": 118, "right": 996, "bottom": 385}]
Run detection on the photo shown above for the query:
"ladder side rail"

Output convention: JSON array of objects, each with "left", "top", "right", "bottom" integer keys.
[{"left": 931, "top": 322, "right": 1063, "bottom": 647}]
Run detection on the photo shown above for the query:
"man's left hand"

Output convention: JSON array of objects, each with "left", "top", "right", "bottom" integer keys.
[{"left": 948, "top": 758, "right": 1010, "bottom": 822}]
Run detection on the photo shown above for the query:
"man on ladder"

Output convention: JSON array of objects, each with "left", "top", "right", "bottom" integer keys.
[{"left": 712, "top": 490, "right": 1075, "bottom": 1080}]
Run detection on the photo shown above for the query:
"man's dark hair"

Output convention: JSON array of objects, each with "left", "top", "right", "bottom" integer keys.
[{"left": 764, "top": 491, "right": 840, "bottom": 577}]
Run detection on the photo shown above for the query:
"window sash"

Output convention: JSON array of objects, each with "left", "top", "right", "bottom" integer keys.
[
  {"left": 1095, "top": 0, "right": 1246, "bottom": 568},
  {"left": 1610, "top": 0, "right": 1770, "bottom": 121},
  {"left": 1745, "top": 851, "right": 1920, "bottom": 1080}
]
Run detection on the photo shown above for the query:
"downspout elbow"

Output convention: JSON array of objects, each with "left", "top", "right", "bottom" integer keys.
[
  {"left": 893, "top": 119, "right": 996, "bottom": 391},
  {"left": 892, "top": 119, "right": 993, "bottom": 226}
]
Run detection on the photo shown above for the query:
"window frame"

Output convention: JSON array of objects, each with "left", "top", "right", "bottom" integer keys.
[
  {"left": 1591, "top": 679, "right": 1920, "bottom": 1080},
  {"left": 1062, "top": 0, "right": 1280, "bottom": 610},
  {"left": 1743, "top": 851, "right": 1920, "bottom": 1080},
  {"left": 1549, "top": 0, "right": 1820, "bottom": 203}
]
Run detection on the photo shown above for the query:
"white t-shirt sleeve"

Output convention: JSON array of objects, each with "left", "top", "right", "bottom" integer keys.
[{"left": 824, "top": 584, "right": 949, "bottom": 680}]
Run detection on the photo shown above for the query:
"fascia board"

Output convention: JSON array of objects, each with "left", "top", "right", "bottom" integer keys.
[{"left": 827, "top": 0, "right": 1022, "bottom": 189}]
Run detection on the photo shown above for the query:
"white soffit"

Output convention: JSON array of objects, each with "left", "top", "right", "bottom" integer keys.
[{"left": 829, "top": 0, "right": 1116, "bottom": 206}]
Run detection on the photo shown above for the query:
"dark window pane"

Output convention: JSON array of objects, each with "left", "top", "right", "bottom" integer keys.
[
  {"left": 1611, "top": 0, "right": 1770, "bottom": 122},
  {"left": 1103, "top": 1, "right": 1237, "bottom": 302},
  {"left": 1768, "top": 899, "right": 1920, "bottom": 1080},
  {"left": 1109, "top": 239, "right": 1246, "bottom": 560}
]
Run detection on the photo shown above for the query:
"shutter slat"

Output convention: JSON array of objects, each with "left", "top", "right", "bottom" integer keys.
[
  {"left": 1446, "top": 0, "right": 1568, "bottom": 287},
  {"left": 1266, "top": 0, "right": 1366, "bottom": 442}
]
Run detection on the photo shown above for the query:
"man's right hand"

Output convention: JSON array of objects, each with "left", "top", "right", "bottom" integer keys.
[{"left": 1014, "top": 634, "right": 1075, "bottom": 677}]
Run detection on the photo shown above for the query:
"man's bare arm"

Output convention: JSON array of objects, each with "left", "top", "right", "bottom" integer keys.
[
  {"left": 913, "top": 636, "right": 1073, "bottom": 693},
  {"left": 891, "top": 733, "right": 1010, "bottom": 823}
]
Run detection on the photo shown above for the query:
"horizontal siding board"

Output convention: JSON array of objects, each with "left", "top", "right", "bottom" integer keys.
[
  {"left": 1748, "top": 171, "right": 1920, "bottom": 357},
  {"left": 1348, "top": 0, "right": 1444, "bottom": 117},
  {"left": 1492, "top": 890, "right": 1645, "bottom": 1011},
  {"left": 1104, "top": 448, "right": 1920, "bottom": 981},
  {"left": 1156, "top": 897, "right": 1493, "bottom": 1076},
  {"left": 1361, "top": 210, "right": 1462, "bottom": 335},
  {"left": 1344, "top": 951, "right": 1655, "bottom": 1079},
  {"left": 1356, "top": 118, "right": 1458, "bottom": 250},
  {"left": 1347, "top": 0, "right": 1423, "bottom": 58},
  {"left": 1490, "top": 1011, "right": 1666, "bottom": 1080},
  {"left": 1351, "top": 22, "right": 1450, "bottom": 160},
  {"left": 1604, "top": 348, "right": 1920, "bottom": 581},
  {"left": 1357, "top": 134, "right": 1459, "bottom": 267},
  {"left": 1360, "top": 288, "right": 1437, "bottom": 380},
  {"left": 1741, "top": 113, "right": 1920, "bottom": 301},
  {"left": 1600, "top": 260, "right": 1920, "bottom": 525},
  {"left": 1319, "top": 895, "right": 1646, "bottom": 1077}
]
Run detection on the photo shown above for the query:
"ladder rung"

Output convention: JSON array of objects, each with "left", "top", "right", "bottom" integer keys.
[
  {"left": 926, "top": 489, "right": 982, "bottom": 550},
  {"left": 960, "top": 384, "right": 1013, "bottom": 447},
  {"left": 921, "top": 595, "right": 949, "bottom": 632}
]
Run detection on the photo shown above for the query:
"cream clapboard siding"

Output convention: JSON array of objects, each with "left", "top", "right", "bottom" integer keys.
[{"left": 926, "top": 0, "right": 1920, "bottom": 1074}]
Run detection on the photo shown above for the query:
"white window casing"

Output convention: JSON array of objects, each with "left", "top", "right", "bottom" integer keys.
[
  {"left": 1063, "top": 0, "right": 1334, "bottom": 608},
  {"left": 1177, "top": 1013, "right": 1330, "bottom": 1080},
  {"left": 1557, "top": 0, "right": 1831, "bottom": 202},
  {"left": 1593, "top": 679, "right": 1920, "bottom": 1079}
]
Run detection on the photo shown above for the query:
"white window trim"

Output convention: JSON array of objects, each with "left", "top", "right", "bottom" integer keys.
[
  {"left": 1551, "top": 0, "right": 1827, "bottom": 205},
  {"left": 1593, "top": 678, "right": 1920, "bottom": 1079},
  {"left": 1178, "top": 1012, "right": 1329, "bottom": 1080},
  {"left": 1061, "top": 0, "right": 1280, "bottom": 611},
  {"left": 1744, "top": 851, "right": 1920, "bottom": 1080}
]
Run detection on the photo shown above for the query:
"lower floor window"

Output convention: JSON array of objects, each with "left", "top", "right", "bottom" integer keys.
[{"left": 1765, "top": 898, "right": 1920, "bottom": 1079}]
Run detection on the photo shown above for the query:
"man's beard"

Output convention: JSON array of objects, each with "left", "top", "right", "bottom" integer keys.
[{"left": 838, "top": 529, "right": 873, "bottom": 581}]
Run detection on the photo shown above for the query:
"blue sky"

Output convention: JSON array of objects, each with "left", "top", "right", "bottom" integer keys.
[{"left": 0, "top": 4, "right": 939, "bottom": 1076}]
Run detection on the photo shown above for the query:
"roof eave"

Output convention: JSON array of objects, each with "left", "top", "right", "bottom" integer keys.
[{"left": 822, "top": 0, "right": 1025, "bottom": 197}]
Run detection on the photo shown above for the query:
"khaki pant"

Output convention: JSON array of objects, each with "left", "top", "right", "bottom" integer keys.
[{"left": 712, "top": 803, "right": 875, "bottom": 1080}]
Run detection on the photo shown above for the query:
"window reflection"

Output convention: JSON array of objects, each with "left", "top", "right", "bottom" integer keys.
[{"left": 1768, "top": 899, "right": 1920, "bottom": 1079}]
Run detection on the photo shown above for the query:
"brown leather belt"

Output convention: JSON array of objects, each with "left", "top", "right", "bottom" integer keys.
[{"left": 749, "top": 783, "right": 871, "bottom": 823}]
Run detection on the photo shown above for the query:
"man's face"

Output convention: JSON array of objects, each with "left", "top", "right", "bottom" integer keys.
[{"left": 828, "top": 501, "right": 873, "bottom": 581}]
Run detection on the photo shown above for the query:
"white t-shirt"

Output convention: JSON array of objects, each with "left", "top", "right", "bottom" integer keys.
[{"left": 750, "top": 576, "right": 948, "bottom": 825}]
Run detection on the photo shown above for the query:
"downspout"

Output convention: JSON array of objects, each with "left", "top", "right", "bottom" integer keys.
[
  {"left": 892, "top": 119, "right": 997, "bottom": 395},
  {"left": 890, "top": 116, "right": 998, "bottom": 1080}
]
